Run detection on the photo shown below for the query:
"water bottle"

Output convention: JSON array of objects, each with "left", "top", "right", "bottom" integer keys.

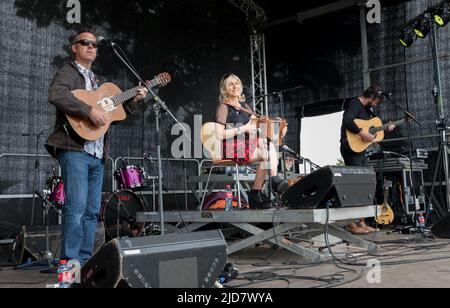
[
  {"left": 57, "top": 260, "right": 71, "bottom": 288},
  {"left": 428, "top": 202, "right": 434, "bottom": 215},
  {"left": 67, "top": 259, "right": 81, "bottom": 284},
  {"left": 225, "top": 185, "right": 233, "bottom": 212},
  {"left": 417, "top": 213, "right": 426, "bottom": 229}
]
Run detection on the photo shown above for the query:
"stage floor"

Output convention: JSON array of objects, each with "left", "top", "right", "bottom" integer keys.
[
  {"left": 225, "top": 231, "right": 450, "bottom": 288},
  {"left": 1, "top": 231, "right": 450, "bottom": 288}
]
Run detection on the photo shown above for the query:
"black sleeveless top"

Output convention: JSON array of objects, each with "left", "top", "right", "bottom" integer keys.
[{"left": 215, "top": 102, "right": 252, "bottom": 128}]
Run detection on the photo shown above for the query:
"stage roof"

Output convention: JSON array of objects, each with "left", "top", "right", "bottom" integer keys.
[{"left": 254, "top": 0, "right": 412, "bottom": 22}]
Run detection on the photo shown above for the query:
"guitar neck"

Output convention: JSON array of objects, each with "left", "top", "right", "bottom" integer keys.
[
  {"left": 111, "top": 79, "right": 160, "bottom": 106},
  {"left": 374, "top": 119, "right": 405, "bottom": 134},
  {"left": 111, "top": 86, "right": 140, "bottom": 106}
]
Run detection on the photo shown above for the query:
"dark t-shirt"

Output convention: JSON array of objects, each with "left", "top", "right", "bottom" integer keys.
[{"left": 340, "top": 97, "right": 375, "bottom": 143}]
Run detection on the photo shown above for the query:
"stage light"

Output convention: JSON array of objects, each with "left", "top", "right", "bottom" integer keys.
[
  {"left": 413, "top": 15, "right": 431, "bottom": 38},
  {"left": 398, "top": 1, "right": 450, "bottom": 47},
  {"left": 434, "top": 1, "right": 450, "bottom": 27},
  {"left": 398, "top": 27, "right": 415, "bottom": 47}
]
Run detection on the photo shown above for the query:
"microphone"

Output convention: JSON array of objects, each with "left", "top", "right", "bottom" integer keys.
[
  {"left": 34, "top": 190, "right": 53, "bottom": 207},
  {"left": 378, "top": 91, "right": 392, "bottom": 97},
  {"left": 281, "top": 144, "right": 300, "bottom": 158},
  {"left": 143, "top": 152, "right": 154, "bottom": 163},
  {"left": 97, "top": 36, "right": 114, "bottom": 46}
]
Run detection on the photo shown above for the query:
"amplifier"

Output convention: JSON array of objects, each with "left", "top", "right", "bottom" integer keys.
[
  {"left": 282, "top": 166, "right": 377, "bottom": 209},
  {"left": 81, "top": 230, "right": 227, "bottom": 288}
]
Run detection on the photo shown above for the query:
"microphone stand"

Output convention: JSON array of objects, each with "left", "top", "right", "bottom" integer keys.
[
  {"left": 429, "top": 21, "right": 450, "bottom": 215},
  {"left": 384, "top": 95, "right": 429, "bottom": 231},
  {"left": 270, "top": 85, "right": 302, "bottom": 181},
  {"left": 22, "top": 128, "right": 51, "bottom": 227},
  {"left": 274, "top": 91, "right": 287, "bottom": 180},
  {"left": 246, "top": 86, "right": 303, "bottom": 203},
  {"left": 282, "top": 146, "right": 321, "bottom": 170},
  {"left": 384, "top": 96, "right": 421, "bottom": 126},
  {"left": 109, "top": 41, "right": 190, "bottom": 236},
  {"left": 246, "top": 85, "right": 303, "bottom": 106},
  {"left": 16, "top": 190, "right": 61, "bottom": 272}
]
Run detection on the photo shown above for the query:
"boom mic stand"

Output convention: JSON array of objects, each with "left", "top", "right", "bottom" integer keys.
[
  {"left": 248, "top": 86, "right": 302, "bottom": 204},
  {"left": 383, "top": 95, "right": 429, "bottom": 231},
  {"left": 21, "top": 127, "right": 51, "bottom": 227},
  {"left": 428, "top": 22, "right": 450, "bottom": 215},
  {"left": 107, "top": 40, "right": 190, "bottom": 235},
  {"left": 272, "top": 85, "right": 303, "bottom": 180}
]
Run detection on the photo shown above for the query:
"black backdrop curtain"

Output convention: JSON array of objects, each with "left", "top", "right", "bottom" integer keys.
[{"left": 1, "top": 0, "right": 450, "bottom": 236}]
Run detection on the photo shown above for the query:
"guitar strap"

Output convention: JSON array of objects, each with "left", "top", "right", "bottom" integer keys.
[{"left": 224, "top": 102, "right": 258, "bottom": 117}]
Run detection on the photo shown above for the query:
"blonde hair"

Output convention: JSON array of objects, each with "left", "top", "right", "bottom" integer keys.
[{"left": 219, "top": 74, "right": 246, "bottom": 104}]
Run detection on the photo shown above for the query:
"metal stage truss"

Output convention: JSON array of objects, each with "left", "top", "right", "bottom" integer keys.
[
  {"left": 227, "top": 0, "right": 269, "bottom": 116},
  {"left": 228, "top": 0, "right": 374, "bottom": 116},
  {"left": 136, "top": 206, "right": 379, "bottom": 263}
]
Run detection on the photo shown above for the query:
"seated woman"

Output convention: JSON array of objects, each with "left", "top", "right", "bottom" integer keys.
[{"left": 214, "top": 73, "right": 288, "bottom": 209}]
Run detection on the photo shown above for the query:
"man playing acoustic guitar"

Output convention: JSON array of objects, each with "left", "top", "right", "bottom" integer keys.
[
  {"left": 45, "top": 31, "right": 148, "bottom": 264},
  {"left": 340, "top": 85, "right": 395, "bottom": 235}
]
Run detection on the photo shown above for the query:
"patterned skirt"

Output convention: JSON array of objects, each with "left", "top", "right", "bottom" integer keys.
[{"left": 223, "top": 137, "right": 258, "bottom": 165}]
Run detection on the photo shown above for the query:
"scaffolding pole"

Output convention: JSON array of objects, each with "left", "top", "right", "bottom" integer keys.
[{"left": 227, "top": 0, "right": 268, "bottom": 116}]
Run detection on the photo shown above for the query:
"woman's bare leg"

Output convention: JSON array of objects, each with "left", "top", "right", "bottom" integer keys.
[
  {"left": 255, "top": 139, "right": 279, "bottom": 176},
  {"left": 252, "top": 166, "right": 267, "bottom": 190},
  {"left": 248, "top": 139, "right": 281, "bottom": 190},
  {"left": 268, "top": 143, "right": 279, "bottom": 177}
]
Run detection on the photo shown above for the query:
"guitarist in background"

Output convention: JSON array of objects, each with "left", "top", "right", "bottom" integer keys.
[
  {"left": 45, "top": 31, "right": 148, "bottom": 263},
  {"left": 340, "top": 85, "right": 395, "bottom": 234}
]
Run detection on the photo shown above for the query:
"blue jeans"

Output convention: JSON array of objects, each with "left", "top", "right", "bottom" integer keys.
[{"left": 59, "top": 151, "right": 104, "bottom": 263}]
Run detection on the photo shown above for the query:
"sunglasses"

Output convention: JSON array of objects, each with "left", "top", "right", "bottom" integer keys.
[{"left": 74, "top": 39, "right": 98, "bottom": 48}]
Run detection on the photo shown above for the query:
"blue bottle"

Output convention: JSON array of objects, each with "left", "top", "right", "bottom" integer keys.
[{"left": 225, "top": 185, "right": 233, "bottom": 212}]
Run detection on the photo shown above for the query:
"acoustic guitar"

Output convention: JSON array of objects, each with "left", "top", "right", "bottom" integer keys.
[
  {"left": 375, "top": 180, "right": 395, "bottom": 225},
  {"left": 346, "top": 117, "right": 407, "bottom": 153},
  {"left": 67, "top": 72, "right": 171, "bottom": 141}
]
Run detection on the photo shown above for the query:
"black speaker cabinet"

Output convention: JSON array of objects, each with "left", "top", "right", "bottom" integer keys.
[
  {"left": 282, "top": 166, "right": 377, "bottom": 209},
  {"left": 80, "top": 230, "right": 227, "bottom": 288},
  {"left": 13, "top": 223, "right": 105, "bottom": 265}
]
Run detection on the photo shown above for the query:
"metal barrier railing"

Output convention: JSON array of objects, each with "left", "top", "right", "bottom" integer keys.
[
  {"left": 0, "top": 153, "right": 56, "bottom": 199},
  {"left": 0, "top": 153, "right": 201, "bottom": 201},
  {"left": 113, "top": 157, "right": 201, "bottom": 210},
  {"left": 0, "top": 153, "right": 52, "bottom": 160},
  {"left": 0, "top": 153, "right": 114, "bottom": 200},
  {"left": 1, "top": 152, "right": 313, "bottom": 206}
]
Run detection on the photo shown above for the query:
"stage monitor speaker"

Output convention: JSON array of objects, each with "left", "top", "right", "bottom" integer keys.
[
  {"left": 13, "top": 223, "right": 105, "bottom": 265},
  {"left": 80, "top": 229, "right": 227, "bottom": 288},
  {"left": 282, "top": 165, "right": 377, "bottom": 209},
  {"left": 431, "top": 215, "right": 450, "bottom": 238}
]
